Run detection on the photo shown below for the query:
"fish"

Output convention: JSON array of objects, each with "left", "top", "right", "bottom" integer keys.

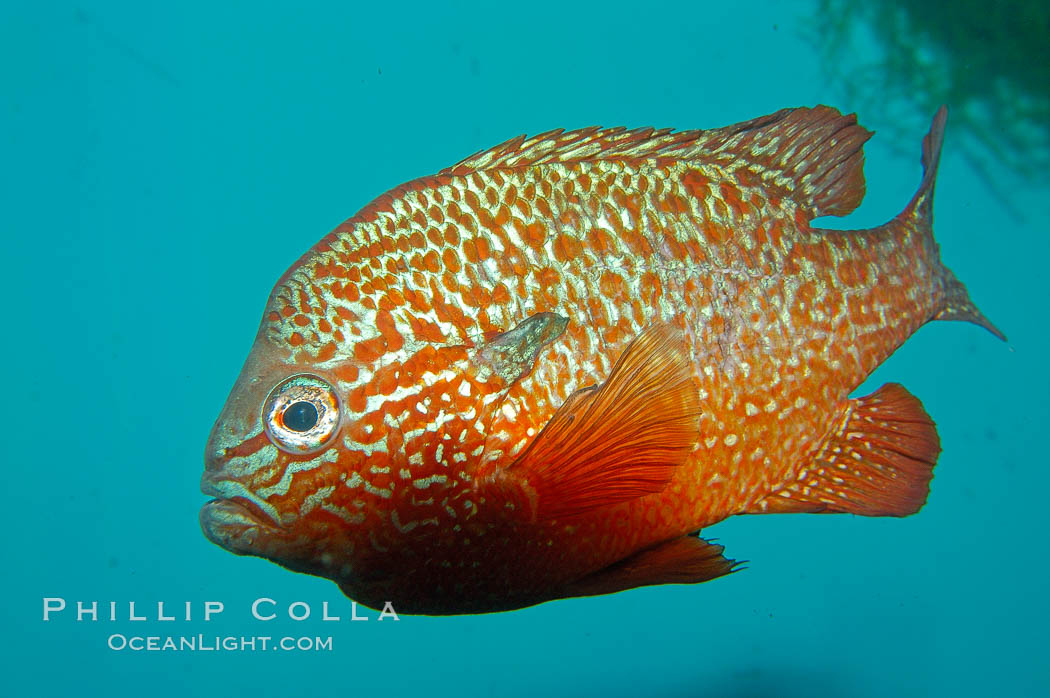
[{"left": 200, "top": 105, "right": 1003, "bottom": 615}]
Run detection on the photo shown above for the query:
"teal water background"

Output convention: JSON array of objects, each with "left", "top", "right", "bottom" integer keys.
[{"left": 4, "top": 2, "right": 1047, "bottom": 696}]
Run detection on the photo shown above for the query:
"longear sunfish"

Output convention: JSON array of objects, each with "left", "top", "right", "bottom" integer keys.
[{"left": 200, "top": 106, "right": 1002, "bottom": 614}]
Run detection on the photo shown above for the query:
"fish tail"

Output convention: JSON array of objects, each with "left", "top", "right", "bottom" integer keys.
[{"left": 903, "top": 106, "right": 1006, "bottom": 342}]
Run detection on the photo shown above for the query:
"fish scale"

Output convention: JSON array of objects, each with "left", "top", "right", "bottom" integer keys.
[{"left": 201, "top": 105, "right": 1002, "bottom": 614}]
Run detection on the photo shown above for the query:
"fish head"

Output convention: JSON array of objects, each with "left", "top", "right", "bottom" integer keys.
[
  {"left": 200, "top": 248, "right": 569, "bottom": 587},
  {"left": 199, "top": 328, "right": 344, "bottom": 577}
]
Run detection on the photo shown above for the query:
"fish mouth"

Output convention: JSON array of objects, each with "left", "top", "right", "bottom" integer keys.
[{"left": 199, "top": 475, "right": 281, "bottom": 555}]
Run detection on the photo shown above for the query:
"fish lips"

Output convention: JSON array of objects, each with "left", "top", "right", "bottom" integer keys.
[{"left": 199, "top": 475, "right": 281, "bottom": 556}]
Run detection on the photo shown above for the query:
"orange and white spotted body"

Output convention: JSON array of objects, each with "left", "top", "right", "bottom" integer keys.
[{"left": 201, "top": 106, "right": 1001, "bottom": 614}]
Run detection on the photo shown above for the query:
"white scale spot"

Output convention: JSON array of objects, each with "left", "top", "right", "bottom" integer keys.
[
  {"left": 724, "top": 434, "right": 738, "bottom": 447},
  {"left": 745, "top": 402, "right": 758, "bottom": 416},
  {"left": 299, "top": 485, "right": 335, "bottom": 516},
  {"left": 363, "top": 481, "right": 393, "bottom": 499},
  {"left": 321, "top": 503, "right": 366, "bottom": 525},
  {"left": 391, "top": 510, "right": 419, "bottom": 533},
  {"left": 413, "top": 474, "right": 448, "bottom": 489},
  {"left": 458, "top": 380, "right": 472, "bottom": 397}
]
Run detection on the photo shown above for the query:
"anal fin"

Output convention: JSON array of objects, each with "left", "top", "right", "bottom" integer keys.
[
  {"left": 750, "top": 383, "right": 941, "bottom": 517},
  {"left": 558, "top": 535, "right": 740, "bottom": 600}
]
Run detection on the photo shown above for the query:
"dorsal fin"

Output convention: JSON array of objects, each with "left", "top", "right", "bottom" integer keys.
[{"left": 441, "top": 106, "right": 873, "bottom": 219}]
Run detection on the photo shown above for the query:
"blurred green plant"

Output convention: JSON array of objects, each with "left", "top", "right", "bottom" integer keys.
[{"left": 806, "top": 0, "right": 1049, "bottom": 210}]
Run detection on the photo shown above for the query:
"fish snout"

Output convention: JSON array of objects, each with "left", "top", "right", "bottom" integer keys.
[
  {"left": 203, "top": 415, "right": 251, "bottom": 473},
  {"left": 203, "top": 428, "right": 226, "bottom": 474}
]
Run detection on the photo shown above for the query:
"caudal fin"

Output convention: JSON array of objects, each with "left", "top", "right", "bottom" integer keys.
[
  {"left": 905, "top": 106, "right": 1006, "bottom": 341},
  {"left": 935, "top": 269, "right": 1006, "bottom": 341}
]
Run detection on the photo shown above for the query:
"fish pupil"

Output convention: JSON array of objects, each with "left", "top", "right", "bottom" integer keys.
[{"left": 283, "top": 401, "right": 319, "bottom": 432}]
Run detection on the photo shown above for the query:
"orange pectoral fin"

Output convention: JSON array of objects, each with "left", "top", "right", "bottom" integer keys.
[
  {"left": 505, "top": 323, "right": 700, "bottom": 521},
  {"left": 558, "top": 535, "right": 740, "bottom": 599},
  {"left": 749, "top": 383, "right": 940, "bottom": 517}
]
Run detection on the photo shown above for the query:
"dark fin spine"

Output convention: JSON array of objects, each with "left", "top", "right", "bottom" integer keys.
[
  {"left": 747, "top": 384, "right": 940, "bottom": 517},
  {"left": 903, "top": 106, "right": 1006, "bottom": 341}
]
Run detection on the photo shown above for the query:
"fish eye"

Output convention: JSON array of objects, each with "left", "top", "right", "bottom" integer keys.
[
  {"left": 262, "top": 374, "right": 340, "bottom": 454},
  {"left": 283, "top": 401, "right": 319, "bottom": 432}
]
